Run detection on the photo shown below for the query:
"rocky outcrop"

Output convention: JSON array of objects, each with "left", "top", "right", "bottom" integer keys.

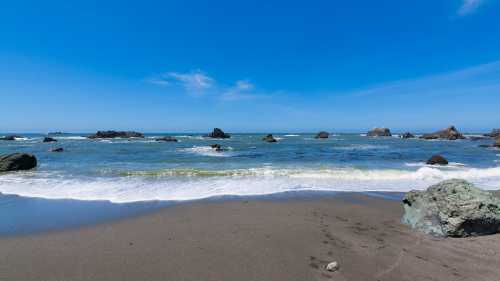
[
  {"left": 50, "top": 148, "right": 64, "bottom": 152},
  {"left": 367, "top": 128, "right": 392, "bottom": 137},
  {"left": 421, "top": 126, "right": 465, "bottom": 140},
  {"left": 0, "top": 153, "right": 37, "bottom": 172},
  {"left": 210, "top": 144, "right": 223, "bottom": 151},
  {"left": 155, "top": 136, "right": 178, "bottom": 142},
  {"left": 484, "top": 129, "right": 500, "bottom": 138},
  {"left": 87, "top": 131, "right": 144, "bottom": 139},
  {"left": 315, "top": 131, "right": 329, "bottom": 139},
  {"left": 205, "top": 128, "right": 230, "bottom": 139},
  {"left": 495, "top": 138, "right": 500, "bottom": 148},
  {"left": 262, "top": 134, "right": 277, "bottom": 142},
  {"left": 402, "top": 179, "right": 500, "bottom": 237},
  {"left": 43, "top": 137, "right": 57, "bottom": 143},
  {"left": 401, "top": 132, "right": 415, "bottom": 139},
  {"left": 426, "top": 155, "right": 448, "bottom": 165},
  {"left": 0, "top": 135, "right": 22, "bottom": 141}
]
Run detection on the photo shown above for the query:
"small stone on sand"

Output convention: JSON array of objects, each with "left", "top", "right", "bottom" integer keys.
[{"left": 326, "top": 261, "right": 339, "bottom": 272}]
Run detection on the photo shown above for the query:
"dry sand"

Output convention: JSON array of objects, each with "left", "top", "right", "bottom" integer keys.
[{"left": 0, "top": 194, "right": 499, "bottom": 281}]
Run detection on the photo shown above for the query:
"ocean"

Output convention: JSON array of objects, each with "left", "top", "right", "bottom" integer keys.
[{"left": 1, "top": 133, "right": 499, "bottom": 203}]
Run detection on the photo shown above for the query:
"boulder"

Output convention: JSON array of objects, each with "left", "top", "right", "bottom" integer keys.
[
  {"left": 43, "top": 137, "right": 57, "bottom": 142},
  {"left": 155, "top": 136, "right": 178, "bottom": 142},
  {"left": 205, "top": 128, "right": 230, "bottom": 139},
  {"left": 315, "top": 131, "right": 329, "bottom": 139},
  {"left": 210, "top": 144, "right": 223, "bottom": 151},
  {"left": 421, "top": 126, "right": 465, "bottom": 140},
  {"left": 0, "top": 153, "right": 37, "bottom": 172},
  {"left": 401, "top": 132, "right": 415, "bottom": 139},
  {"left": 402, "top": 179, "right": 500, "bottom": 237},
  {"left": 495, "top": 138, "right": 500, "bottom": 148},
  {"left": 426, "top": 155, "right": 448, "bottom": 165},
  {"left": 484, "top": 129, "right": 500, "bottom": 138},
  {"left": 367, "top": 128, "right": 392, "bottom": 137},
  {"left": 87, "top": 131, "right": 144, "bottom": 139},
  {"left": 0, "top": 135, "right": 22, "bottom": 141},
  {"left": 262, "top": 134, "right": 277, "bottom": 142},
  {"left": 50, "top": 148, "right": 64, "bottom": 152}
]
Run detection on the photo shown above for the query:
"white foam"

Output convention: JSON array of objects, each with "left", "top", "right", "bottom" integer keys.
[
  {"left": 284, "top": 134, "right": 300, "bottom": 137},
  {"left": 334, "top": 144, "right": 389, "bottom": 150},
  {"left": 179, "top": 146, "right": 233, "bottom": 157}
]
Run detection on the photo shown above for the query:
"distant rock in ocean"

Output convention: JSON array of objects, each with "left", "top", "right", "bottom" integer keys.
[
  {"left": 210, "top": 144, "right": 223, "bottom": 151},
  {"left": 484, "top": 129, "right": 500, "bottom": 138},
  {"left": 50, "top": 148, "right": 64, "bottom": 152},
  {"left": 155, "top": 136, "right": 178, "bottom": 142},
  {"left": 367, "top": 128, "right": 392, "bottom": 137},
  {"left": 402, "top": 179, "right": 500, "bottom": 237},
  {"left": 421, "top": 126, "right": 465, "bottom": 140},
  {"left": 0, "top": 153, "right": 37, "bottom": 172},
  {"left": 315, "top": 131, "right": 329, "bottom": 139},
  {"left": 262, "top": 134, "right": 277, "bottom": 142},
  {"left": 87, "top": 131, "right": 144, "bottom": 139},
  {"left": 400, "top": 132, "right": 415, "bottom": 139},
  {"left": 205, "top": 128, "right": 230, "bottom": 139},
  {"left": 43, "top": 137, "right": 57, "bottom": 143},
  {"left": 426, "top": 155, "right": 448, "bottom": 165},
  {"left": 0, "top": 135, "right": 22, "bottom": 141}
]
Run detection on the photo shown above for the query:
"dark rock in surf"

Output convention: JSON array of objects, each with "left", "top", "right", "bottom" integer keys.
[
  {"left": 426, "top": 155, "right": 448, "bottom": 165},
  {"left": 421, "top": 126, "right": 465, "bottom": 140},
  {"left": 50, "top": 148, "right": 64, "bottom": 152},
  {"left": 155, "top": 136, "right": 178, "bottom": 142},
  {"left": 0, "top": 153, "right": 37, "bottom": 172},
  {"left": 315, "top": 131, "right": 329, "bottom": 139},
  {"left": 262, "top": 134, "right": 277, "bottom": 142},
  {"left": 469, "top": 136, "right": 488, "bottom": 141},
  {"left": 205, "top": 128, "right": 230, "bottom": 139},
  {"left": 484, "top": 129, "right": 500, "bottom": 138},
  {"left": 210, "top": 144, "right": 224, "bottom": 152},
  {"left": 402, "top": 179, "right": 500, "bottom": 237},
  {"left": 367, "top": 128, "right": 392, "bottom": 137},
  {"left": 0, "top": 135, "right": 22, "bottom": 141},
  {"left": 87, "top": 131, "right": 144, "bottom": 139},
  {"left": 43, "top": 137, "right": 57, "bottom": 143},
  {"left": 401, "top": 132, "right": 415, "bottom": 139}
]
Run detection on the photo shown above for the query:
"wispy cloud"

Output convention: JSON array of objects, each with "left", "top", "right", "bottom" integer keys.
[
  {"left": 457, "top": 0, "right": 484, "bottom": 15},
  {"left": 220, "top": 80, "right": 259, "bottom": 100},
  {"left": 345, "top": 60, "right": 500, "bottom": 97}
]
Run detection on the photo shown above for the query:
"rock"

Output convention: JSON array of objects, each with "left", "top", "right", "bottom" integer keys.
[
  {"left": 262, "top": 134, "right": 277, "bottom": 142},
  {"left": 367, "top": 128, "right": 392, "bottom": 137},
  {"left": 205, "top": 128, "right": 230, "bottom": 139},
  {"left": 326, "top": 261, "right": 339, "bottom": 272},
  {"left": 469, "top": 136, "right": 488, "bottom": 141},
  {"left": 484, "top": 129, "right": 500, "bottom": 138},
  {"left": 315, "top": 131, "right": 329, "bottom": 139},
  {"left": 400, "top": 132, "right": 415, "bottom": 139},
  {"left": 210, "top": 144, "right": 224, "bottom": 151},
  {"left": 421, "top": 126, "right": 465, "bottom": 140},
  {"left": 43, "top": 137, "right": 57, "bottom": 142},
  {"left": 87, "top": 131, "right": 144, "bottom": 139},
  {"left": 0, "top": 153, "right": 37, "bottom": 172},
  {"left": 426, "top": 155, "right": 448, "bottom": 165},
  {"left": 402, "top": 179, "right": 500, "bottom": 237},
  {"left": 495, "top": 138, "right": 500, "bottom": 148},
  {"left": 155, "top": 136, "right": 178, "bottom": 142},
  {"left": 0, "top": 135, "right": 22, "bottom": 141},
  {"left": 50, "top": 148, "right": 64, "bottom": 152}
]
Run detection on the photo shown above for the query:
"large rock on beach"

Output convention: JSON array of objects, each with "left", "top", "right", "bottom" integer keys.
[
  {"left": 421, "top": 126, "right": 465, "bottom": 140},
  {"left": 43, "top": 137, "right": 57, "bottom": 142},
  {"left": 0, "top": 153, "right": 37, "bottom": 172},
  {"left": 367, "top": 128, "right": 392, "bottom": 137},
  {"left": 0, "top": 135, "right": 22, "bottom": 141},
  {"left": 402, "top": 179, "right": 500, "bottom": 237},
  {"left": 426, "top": 155, "right": 448, "bottom": 165},
  {"left": 205, "top": 128, "right": 230, "bottom": 139},
  {"left": 315, "top": 131, "right": 329, "bottom": 139},
  {"left": 87, "top": 131, "right": 144, "bottom": 139},
  {"left": 155, "top": 136, "right": 178, "bottom": 142},
  {"left": 262, "top": 134, "right": 277, "bottom": 142}
]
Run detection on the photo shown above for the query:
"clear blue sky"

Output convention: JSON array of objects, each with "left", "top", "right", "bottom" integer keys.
[{"left": 1, "top": 0, "right": 499, "bottom": 133}]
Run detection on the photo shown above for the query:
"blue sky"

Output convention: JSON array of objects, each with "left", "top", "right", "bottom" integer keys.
[{"left": 1, "top": 0, "right": 499, "bottom": 133}]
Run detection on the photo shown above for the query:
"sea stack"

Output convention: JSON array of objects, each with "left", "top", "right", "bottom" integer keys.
[
  {"left": 400, "top": 132, "right": 415, "bottom": 139},
  {"left": 155, "top": 136, "right": 179, "bottom": 142},
  {"left": 426, "top": 155, "right": 448, "bottom": 165},
  {"left": 87, "top": 131, "right": 144, "bottom": 139},
  {"left": 421, "top": 126, "right": 465, "bottom": 140},
  {"left": 0, "top": 153, "right": 37, "bottom": 172},
  {"left": 205, "top": 128, "right": 230, "bottom": 139},
  {"left": 367, "top": 128, "right": 392, "bottom": 137},
  {"left": 315, "top": 131, "right": 329, "bottom": 139},
  {"left": 262, "top": 134, "right": 277, "bottom": 142}
]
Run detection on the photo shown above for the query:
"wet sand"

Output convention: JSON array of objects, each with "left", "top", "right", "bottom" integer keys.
[{"left": 0, "top": 193, "right": 499, "bottom": 281}]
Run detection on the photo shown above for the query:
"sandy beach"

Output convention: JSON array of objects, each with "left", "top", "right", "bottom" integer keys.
[{"left": 0, "top": 193, "right": 499, "bottom": 281}]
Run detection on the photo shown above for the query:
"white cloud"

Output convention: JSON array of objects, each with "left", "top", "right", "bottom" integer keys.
[
  {"left": 458, "top": 0, "right": 483, "bottom": 15},
  {"left": 220, "top": 80, "right": 259, "bottom": 100},
  {"left": 167, "top": 70, "right": 214, "bottom": 91}
]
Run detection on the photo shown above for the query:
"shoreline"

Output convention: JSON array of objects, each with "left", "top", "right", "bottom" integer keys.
[{"left": 1, "top": 192, "right": 499, "bottom": 280}]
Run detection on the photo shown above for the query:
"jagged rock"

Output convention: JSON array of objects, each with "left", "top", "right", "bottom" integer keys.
[
  {"left": 426, "top": 155, "right": 448, "bottom": 165},
  {"left": 0, "top": 135, "right": 22, "bottom": 141},
  {"left": 155, "top": 136, "right": 178, "bottom": 142},
  {"left": 205, "top": 128, "right": 230, "bottom": 139},
  {"left": 401, "top": 132, "right": 415, "bottom": 139},
  {"left": 326, "top": 261, "right": 339, "bottom": 272},
  {"left": 87, "top": 131, "right": 144, "bottom": 139},
  {"left": 367, "top": 128, "right": 392, "bottom": 137},
  {"left": 0, "top": 153, "right": 37, "bottom": 172},
  {"left": 421, "top": 126, "right": 465, "bottom": 140},
  {"left": 402, "top": 179, "right": 500, "bottom": 237},
  {"left": 315, "top": 131, "right": 329, "bottom": 139},
  {"left": 51, "top": 148, "right": 64, "bottom": 152},
  {"left": 43, "top": 137, "right": 57, "bottom": 143},
  {"left": 484, "top": 129, "right": 500, "bottom": 138},
  {"left": 262, "top": 134, "right": 277, "bottom": 142}
]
